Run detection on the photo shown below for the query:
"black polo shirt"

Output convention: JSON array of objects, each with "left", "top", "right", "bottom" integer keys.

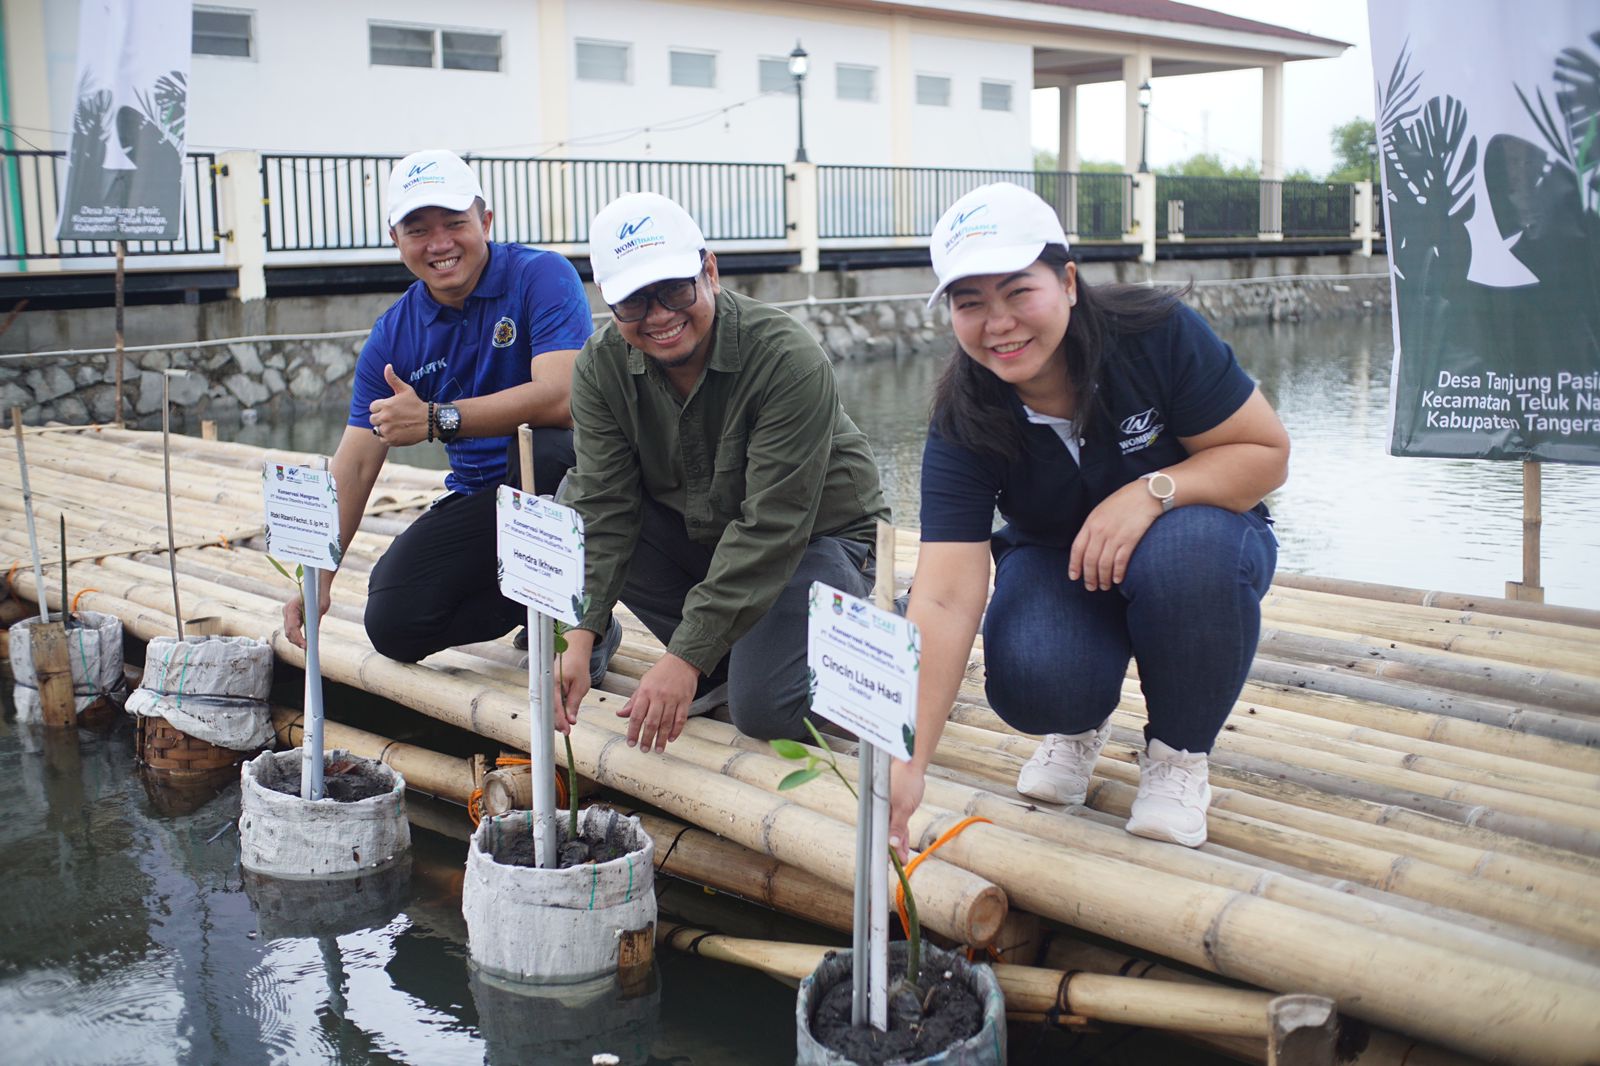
[{"left": 919, "top": 304, "right": 1265, "bottom": 558}]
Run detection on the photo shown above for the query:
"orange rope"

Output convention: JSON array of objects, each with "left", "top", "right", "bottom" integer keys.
[
  {"left": 71, "top": 588, "right": 99, "bottom": 612},
  {"left": 895, "top": 816, "right": 991, "bottom": 938},
  {"left": 466, "top": 755, "right": 569, "bottom": 827},
  {"left": 4, "top": 562, "right": 17, "bottom": 595}
]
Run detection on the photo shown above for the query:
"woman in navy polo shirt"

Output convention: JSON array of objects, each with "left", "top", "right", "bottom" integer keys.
[{"left": 889, "top": 183, "right": 1289, "bottom": 853}]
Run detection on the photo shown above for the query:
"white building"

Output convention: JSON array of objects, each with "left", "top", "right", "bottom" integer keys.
[{"left": 8, "top": 0, "right": 1342, "bottom": 174}]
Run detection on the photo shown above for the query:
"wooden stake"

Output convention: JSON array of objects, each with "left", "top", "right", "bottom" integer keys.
[
  {"left": 114, "top": 241, "right": 125, "bottom": 425},
  {"left": 200, "top": 420, "right": 217, "bottom": 441},
  {"left": 1506, "top": 461, "right": 1544, "bottom": 603},
  {"left": 160, "top": 372, "right": 183, "bottom": 639},
  {"left": 28, "top": 619, "right": 76, "bottom": 728},
  {"left": 11, "top": 407, "right": 48, "bottom": 621}
]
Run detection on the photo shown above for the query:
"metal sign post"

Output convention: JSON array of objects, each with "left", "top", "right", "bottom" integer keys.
[{"left": 524, "top": 425, "right": 558, "bottom": 869}]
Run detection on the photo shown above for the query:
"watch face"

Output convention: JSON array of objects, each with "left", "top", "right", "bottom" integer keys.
[{"left": 438, "top": 405, "right": 461, "bottom": 431}]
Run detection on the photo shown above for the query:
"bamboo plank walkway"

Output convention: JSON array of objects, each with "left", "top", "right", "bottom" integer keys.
[{"left": 5, "top": 425, "right": 1600, "bottom": 1065}]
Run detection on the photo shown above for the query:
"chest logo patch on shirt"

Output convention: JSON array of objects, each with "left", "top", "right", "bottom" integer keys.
[
  {"left": 1118, "top": 407, "right": 1164, "bottom": 454},
  {"left": 492, "top": 317, "right": 517, "bottom": 348}
]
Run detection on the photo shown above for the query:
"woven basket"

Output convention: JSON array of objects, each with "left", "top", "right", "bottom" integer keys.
[{"left": 136, "top": 714, "right": 252, "bottom": 780}]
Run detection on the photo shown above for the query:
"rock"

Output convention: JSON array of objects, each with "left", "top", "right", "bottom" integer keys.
[
  {"left": 230, "top": 343, "right": 263, "bottom": 376},
  {"left": 75, "top": 365, "right": 101, "bottom": 387},
  {"left": 861, "top": 336, "right": 892, "bottom": 360},
  {"left": 84, "top": 385, "right": 117, "bottom": 423},
  {"left": 817, "top": 309, "right": 836, "bottom": 327},
  {"left": 846, "top": 318, "right": 870, "bottom": 344},
  {"left": 264, "top": 350, "right": 287, "bottom": 371},
  {"left": 315, "top": 342, "right": 354, "bottom": 383},
  {"left": 168, "top": 371, "right": 207, "bottom": 407},
  {"left": 288, "top": 366, "right": 326, "bottom": 400},
  {"left": 0, "top": 382, "right": 31, "bottom": 410},
  {"left": 262, "top": 367, "right": 286, "bottom": 397},
  {"left": 55, "top": 397, "right": 88, "bottom": 425},
  {"left": 135, "top": 371, "right": 165, "bottom": 414},
  {"left": 24, "top": 366, "right": 74, "bottom": 402},
  {"left": 875, "top": 305, "right": 899, "bottom": 331},
  {"left": 822, "top": 325, "right": 855, "bottom": 358},
  {"left": 224, "top": 373, "right": 271, "bottom": 408}
]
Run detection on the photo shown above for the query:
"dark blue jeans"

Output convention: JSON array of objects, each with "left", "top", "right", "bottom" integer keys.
[{"left": 982, "top": 505, "right": 1276, "bottom": 753}]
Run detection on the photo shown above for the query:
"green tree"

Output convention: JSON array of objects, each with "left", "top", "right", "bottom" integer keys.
[
  {"left": 1035, "top": 149, "right": 1132, "bottom": 174},
  {"left": 1327, "top": 117, "right": 1378, "bottom": 183},
  {"left": 1164, "top": 152, "right": 1260, "bottom": 179}
]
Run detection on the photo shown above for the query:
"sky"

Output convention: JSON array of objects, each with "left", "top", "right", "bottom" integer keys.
[{"left": 1031, "top": 0, "right": 1376, "bottom": 176}]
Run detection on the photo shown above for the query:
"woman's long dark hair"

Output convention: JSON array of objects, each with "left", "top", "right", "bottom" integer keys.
[{"left": 930, "top": 245, "right": 1185, "bottom": 460}]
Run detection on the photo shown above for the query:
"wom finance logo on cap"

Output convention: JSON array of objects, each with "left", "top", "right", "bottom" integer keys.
[
  {"left": 943, "top": 203, "right": 998, "bottom": 253},
  {"left": 611, "top": 215, "right": 666, "bottom": 259},
  {"left": 402, "top": 161, "right": 444, "bottom": 192}
]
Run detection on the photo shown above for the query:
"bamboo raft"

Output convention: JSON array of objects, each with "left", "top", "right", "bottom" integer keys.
[{"left": 4, "top": 425, "right": 1600, "bottom": 1066}]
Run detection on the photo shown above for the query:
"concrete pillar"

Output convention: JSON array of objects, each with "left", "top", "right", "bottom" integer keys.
[
  {"left": 889, "top": 14, "right": 912, "bottom": 166},
  {"left": 1260, "top": 62, "right": 1285, "bottom": 180},
  {"left": 537, "top": 0, "right": 569, "bottom": 156},
  {"left": 1354, "top": 179, "right": 1373, "bottom": 257},
  {"left": 1058, "top": 81, "right": 1079, "bottom": 172},
  {"left": 788, "top": 162, "right": 819, "bottom": 274},
  {"left": 1131, "top": 174, "right": 1156, "bottom": 265},
  {"left": 218, "top": 150, "right": 266, "bottom": 302},
  {"left": 1122, "top": 50, "right": 1152, "bottom": 172}
]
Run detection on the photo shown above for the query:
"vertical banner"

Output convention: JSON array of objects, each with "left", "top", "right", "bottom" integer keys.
[
  {"left": 1371, "top": 4, "right": 1600, "bottom": 464},
  {"left": 57, "top": 0, "right": 191, "bottom": 241}
]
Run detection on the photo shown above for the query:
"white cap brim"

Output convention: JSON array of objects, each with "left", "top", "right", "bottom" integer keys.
[
  {"left": 597, "top": 248, "right": 705, "bottom": 305},
  {"left": 388, "top": 190, "right": 480, "bottom": 229},
  {"left": 926, "top": 239, "right": 1047, "bottom": 308}
]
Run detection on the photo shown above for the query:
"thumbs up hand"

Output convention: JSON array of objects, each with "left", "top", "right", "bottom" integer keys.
[{"left": 368, "top": 363, "right": 429, "bottom": 446}]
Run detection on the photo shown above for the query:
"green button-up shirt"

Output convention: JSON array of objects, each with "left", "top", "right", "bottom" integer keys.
[{"left": 567, "top": 288, "right": 889, "bottom": 673}]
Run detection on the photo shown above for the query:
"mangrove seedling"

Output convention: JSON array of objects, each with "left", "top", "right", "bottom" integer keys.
[
  {"left": 552, "top": 592, "right": 591, "bottom": 843},
  {"left": 772, "top": 718, "right": 924, "bottom": 995}
]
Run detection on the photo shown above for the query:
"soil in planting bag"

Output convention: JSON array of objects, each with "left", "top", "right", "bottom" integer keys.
[
  {"left": 238, "top": 749, "right": 411, "bottom": 879},
  {"left": 125, "top": 635, "right": 273, "bottom": 750},
  {"left": 463, "top": 807, "right": 657, "bottom": 985},
  {"left": 8, "top": 611, "right": 126, "bottom": 724},
  {"left": 471, "top": 964, "right": 659, "bottom": 1066},
  {"left": 796, "top": 943, "right": 1006, "bottom": 1066}
]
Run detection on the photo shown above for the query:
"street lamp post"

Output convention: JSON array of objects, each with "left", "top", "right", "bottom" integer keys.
[
  {"left": 1137, "top": 80, "right": 1152, "bottom": 174},
  {"left": 789, "top": 41, "right": 810, "bottom": 164}
]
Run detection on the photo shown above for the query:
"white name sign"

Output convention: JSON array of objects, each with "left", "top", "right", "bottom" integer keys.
[
  {"left": 495, "top": 487, "right": 585, "bottom": 626},
  {"left": 261, "top": 462, "right": 342, "bottom": 571},
  {"left": 806, "top": 582, "right": 920, "bottom": 761}
]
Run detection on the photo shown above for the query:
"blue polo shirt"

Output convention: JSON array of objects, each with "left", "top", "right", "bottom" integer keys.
[
  {"left": 349, "top": 242, "right": 593, "bottom": 494},
  {"left": 920, "top": 303, "right": 1265, "bottom": 557}
]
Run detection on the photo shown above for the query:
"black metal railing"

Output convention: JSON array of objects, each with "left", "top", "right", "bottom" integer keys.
[
  {"left": 261, "top": 155, "right": 789, "bottom": 252},
  {"left": 1282, "top": 181, "right": 1355, "bottom": 237},
  {"left": 1155, "top": 176, "right": 1264, "bottom": 239},
  {"left": 818, "top": 166, "right": 1132, "bottom": 242},
  {"left": 0, "top": 149, "right": 221, "bottom": 260}
]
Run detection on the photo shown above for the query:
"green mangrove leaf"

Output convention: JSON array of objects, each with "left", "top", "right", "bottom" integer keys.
[
  {"left": 769, "top": 738, "right": 809, "bottom": 761},
  {"left": 778, "top": 767, "right": 823, "bottom": 791}
]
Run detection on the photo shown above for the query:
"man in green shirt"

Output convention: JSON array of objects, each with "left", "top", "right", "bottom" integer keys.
[{"left": 556, "top": 192, "right": 889, "bottom": 753}]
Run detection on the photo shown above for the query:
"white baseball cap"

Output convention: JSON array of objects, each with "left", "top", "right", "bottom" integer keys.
[
  {"left": 386, "top": 149, "right": 485, "bottom": 228},
  {"left": 927, "top": 182, "right": 1070, "bottom": 308},
  {"left": 589, "top": 192, "right": 707, "bottom": 304}
]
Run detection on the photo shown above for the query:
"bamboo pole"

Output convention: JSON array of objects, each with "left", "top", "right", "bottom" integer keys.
[
  {"left": 270, "top": 707, "right": 471, "bottom": 805},
  {"left": 1272, "top": 571, "right": 1600, "bottom": 629},
  {"left": 1505, "top": 460, "right": 1544, "bottom": 603},
  {"left": 113, "top": 241, "right": 124, "bottom": 425}
]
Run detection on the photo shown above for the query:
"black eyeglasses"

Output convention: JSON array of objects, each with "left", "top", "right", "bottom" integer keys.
[{"left": 610, "top": 276, "right": 699, "bottom": 323}]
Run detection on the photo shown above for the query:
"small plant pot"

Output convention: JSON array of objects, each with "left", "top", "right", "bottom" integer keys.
[
  {"left": 795, "top": 942, "right": 1006, "bottom": 1066},
  {"left": 462, "top": 806, "right": 657, "bottom": 985},
  {"left": 238, "top": 748, "right": 410, "bottom": 879},
  {"left": 7, "top": 611, "right": 126, "bottom": 724}
]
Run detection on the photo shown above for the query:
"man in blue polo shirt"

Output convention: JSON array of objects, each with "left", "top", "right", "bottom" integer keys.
[{"left": 282, "top": 148, "right": 616, "bottom": 671}]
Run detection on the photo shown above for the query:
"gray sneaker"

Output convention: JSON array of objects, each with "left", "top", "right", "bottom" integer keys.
[{"left": 588, "top": 615, "right": 624, "bottom": 688}]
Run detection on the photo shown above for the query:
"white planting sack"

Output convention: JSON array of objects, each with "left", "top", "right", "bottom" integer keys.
[
  {"left": 125, "top": 635, "right": 273, "bottom": 751},
  {"left": 8, "top": 612, "right": 126, "bottom": 724},
  {"left": 464, "top": 807, "right": 657, "bottom": 985},
  {"left": 238, "top": 749, "right": 411, "bottom": 879}
]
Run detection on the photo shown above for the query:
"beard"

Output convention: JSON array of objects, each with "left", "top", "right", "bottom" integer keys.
[{"left": 648, "top": 351, "right": 697, "bottom": 370}]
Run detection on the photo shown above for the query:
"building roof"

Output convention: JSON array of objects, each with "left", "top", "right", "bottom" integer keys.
[{"left": 1028, "top": 0, "right": 1347, "bottom": 49}]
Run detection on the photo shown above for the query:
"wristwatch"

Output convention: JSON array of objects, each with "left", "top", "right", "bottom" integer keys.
[
  {"left": 435, "top": 403, "right": 462, "bottom": 444},
  {"left": 1141, "top": 471, "right": 1176, "bottom": 513}
]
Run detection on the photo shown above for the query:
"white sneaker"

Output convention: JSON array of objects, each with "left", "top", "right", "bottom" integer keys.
[
  {"left": 1015, "top": 722, "right": 1110, "bottom": 804},
  {"left": 1126, "top": 738, "right": 1212, "bottom": 848}
]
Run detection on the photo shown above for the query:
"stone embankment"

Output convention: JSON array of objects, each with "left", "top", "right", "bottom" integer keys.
[{"left": 0, "top": 270, "right": 1388, "bottom": 427}]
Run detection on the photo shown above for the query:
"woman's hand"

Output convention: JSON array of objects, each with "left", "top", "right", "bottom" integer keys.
[
  {"left": 889, "top": 759, "right": 927, "bottom": 863},
  {"left": 1069, "top": 479, "right": 1163, "bottom": 591}
]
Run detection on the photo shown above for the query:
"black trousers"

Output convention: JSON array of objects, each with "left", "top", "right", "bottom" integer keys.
[
  {"left": 364, "top": 428, "right": 573, "bottom": 662},
  {"left": 619, "top": 494, "right": 874, "bottom": 741}
]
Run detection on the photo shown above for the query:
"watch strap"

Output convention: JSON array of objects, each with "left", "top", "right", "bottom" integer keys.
[{"left": 427, "top": 402, "right": 435, "bottom": 444}]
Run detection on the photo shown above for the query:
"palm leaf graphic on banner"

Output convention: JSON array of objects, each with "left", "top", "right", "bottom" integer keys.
[{"left": 1379, "top": 47, "right": 1477, "bottom": 287}]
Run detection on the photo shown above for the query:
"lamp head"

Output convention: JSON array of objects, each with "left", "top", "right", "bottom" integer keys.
[
  {"left": 1137, "top": 80, "right": 1152, "bottom": 111},
  {"left": 788, "top": 40, "right": 809, "bottom": 79}
]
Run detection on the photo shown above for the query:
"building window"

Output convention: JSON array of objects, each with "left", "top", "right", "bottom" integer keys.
[
  {"left": 443, "top": 31, "right": 502, "bottom": 72},
  {"left": 837, "top": 63, "right": 877, "bottom": 103},
  {"left": 576, "top": 40, "right": 630, "bottom": 83},
  {"left": 670, "top": 50, "right": 716, "bottom": 88},
  {"left": 193, "top": 7, "right": 252, "bottom": 58},
  {"left": 371, "top": 24, "right": 503, "bottom": 71},
  {"left": 758, "top": 57, "right": 794, "bottom": 94},
  {"left": 915, "top": 74, "right": 950, "bottom": 107},
  {"left": 980, "top": 80, "right": 1013, "bottom": 112}
]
